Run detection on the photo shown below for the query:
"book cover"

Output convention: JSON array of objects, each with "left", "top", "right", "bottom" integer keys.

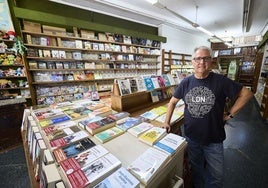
[
  {"left": 78, "top": 116, "right": 103, "bottom": 129},
  {"left": 50, "top": 130, "right": 89, "bottom": 149},
  {"left": 127, "top": 147, "right": 169, "bottom": 185},
  {"left": 65, "top": 153, "right": 121, "bottom": 188},
  {"left": 93, "top": 166, "right": 140, "bottom": 188},
  {"left": 157, "top": 75, "right": 166, "bottom": 88},
  {"left": 153, "top": 133, "right": 186, "bottom": 155},
  {"left": 116, "top": 117, "right": 142, "bottom": 131},
  {"left": 151, "top": 77, "right": 160, "bottom": 89},
  {"left": 129, "top": 78, "right": 138, "bottom": 93},
  {"left": 94, "top": 127, "right": 124, "bottom": 143},
  {"left": 117, "top": 79, "right": 132, "bottom": 96},
  {"left": 38, "top": 114, "right": 71, "bottom": 128},
  {"left": 138, "top": 126, "right": 167, "bottom": 146},
  {"left": 150, "top": 90, "right": 159, "bottom": 103},
  {"left": 127, "top": 122, "right": 154, "bottom": 137},
  {"left": 139, "top": 111, "right": 159, "bottom": 121},
  {"left": 135, "top": 76, "right": 146, "bottom": 91},
  {"left": 85, "top": 116, "right": 116, "bottom": 135},
  {"left": 107, "top": 111, "right": 130, "bottom": 121},
  {"left": 91, "top": 106, "right": 113, "bottom": 117},
  {"left": 161, "top": 74, "right": 171, "bottom": 86},
  {"left": 143, "top": 77, "right": 155, "bottom": 91},
  {"left": 42, "top": 120, "right": 76, "bottom": 135},
  {"left": 60, "top": 145, "right": 109, "bottom": 173},
  {"left": 53, "top": 137, "right": 96, "bottom": 163},
  {"left": 46, "top": 125, "right": 81, "bottom": 141},
  {"left": 62, "top": 105, "right": 92, "bottom": 120}
]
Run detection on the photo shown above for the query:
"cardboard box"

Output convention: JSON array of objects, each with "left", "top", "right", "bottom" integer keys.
[
  {"left": 42, "top": 25, "right": 66, "bottom": 35},
  {"left": 23, "top": 20, "right": 41, "bottom": 33}
]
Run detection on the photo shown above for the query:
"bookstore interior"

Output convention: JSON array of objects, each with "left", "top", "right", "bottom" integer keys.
[{"left": 0, "top": 0, "right": 268, "bottom": 188}]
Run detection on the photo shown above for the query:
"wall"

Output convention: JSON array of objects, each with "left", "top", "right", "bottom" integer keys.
[{"left": 159, "top": 24, "right": 210, "bottom": 55}]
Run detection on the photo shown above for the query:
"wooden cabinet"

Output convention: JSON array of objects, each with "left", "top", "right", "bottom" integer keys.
[
  {"left": 20, "top": 20, "right": 161, "bottom": 106},
  {"left": 0, "top": 38, "right": 32, "bottom": 105},
  {"left": 161, "top": 49, "right": 192, "bottom": 76},
  {"left": 0, "top": 98, "right": 25, "bottom": 151}
]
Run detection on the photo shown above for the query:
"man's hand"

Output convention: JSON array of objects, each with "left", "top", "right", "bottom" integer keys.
[{"left": 161, "top": 123, "right": 171, "bottom": 133}]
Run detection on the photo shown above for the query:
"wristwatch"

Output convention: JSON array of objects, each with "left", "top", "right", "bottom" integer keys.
[{"left": 226, "top": 112, "right": 233, "bottom": 118}]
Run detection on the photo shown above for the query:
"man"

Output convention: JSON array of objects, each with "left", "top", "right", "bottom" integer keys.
[{"left": 162, "top": 46, "right": 253, "bottom": 188}]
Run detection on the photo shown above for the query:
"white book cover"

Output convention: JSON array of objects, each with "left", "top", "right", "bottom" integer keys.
[
  {"left": 135, "top": 76, "right": 146, "bottom": 91},
  {"left": 127, "top": 122, "right": 154, "bottom": 137},
  {"left": 93, "top": 166, "right": 140, "bottom": 188},
  {"left": 127, "top": 147, "right": 169, "bottom": 185},
  {"left": 82, "top": 153, "right": 121, "bottom": 183},
  {"left": 153, "top": 133, "right": 186, "bottom": 155}
]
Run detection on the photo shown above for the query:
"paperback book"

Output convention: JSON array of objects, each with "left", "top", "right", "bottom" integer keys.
[
  {"left": 78, "top": 116, "right": 104, "bottom": 129},
  {"left": 138, "top": 126, "right": 167, "bottom": 146},
  {"left": 64, "top": 153, "right": 122, "bottom": 188},
  {"left": 85, "top": 116, "right": 116, "bottom": 135},
  {"left": 53, "top": 137, "right": 96, "bottom": 163},
  {"left": 153, "top": 133, "right": 186, "bottom": 155},
  {"left": 93, "top": 166, "right": 140, "bottom": 188},
  {"left": 94, "top": 127, "right": 124, "bottom": 143},
  {"left": 46, "top": 125, "right": 82, "bottom": 141},
  {"left": 107, "top": 111, "right": 130, "bottom": 121},
  {"left": 127, "top": 147, "right": 169, "bottom": 185},
  {"left": 127, "top": 122, "right": 154, "bottom": 137},
  {"left": 59, "top": 145, "right": 109, "bottom": 173},
  {"left": 116, "top": 117, "right": 143, "bottom": 131},
  {"left": 50, "top": 130, "right": 89, "bottom": 149}
]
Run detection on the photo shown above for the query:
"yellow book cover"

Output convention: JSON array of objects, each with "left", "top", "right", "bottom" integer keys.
[{"left": 138, "top": 127, "right": 167, "bottom": 146}]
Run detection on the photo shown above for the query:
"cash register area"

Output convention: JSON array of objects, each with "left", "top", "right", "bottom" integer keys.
[{"left": 0, "top": 97, "right": 268, "bottom": 188}]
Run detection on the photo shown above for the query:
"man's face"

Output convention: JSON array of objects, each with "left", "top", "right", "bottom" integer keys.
[{"left": 192, "top": 49, "right": 212, "bottom": 75}]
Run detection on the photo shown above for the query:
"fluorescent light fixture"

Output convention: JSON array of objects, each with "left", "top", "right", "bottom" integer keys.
[
  {"left": 196, "top": 26, "right": 215, "bottom": 36},
  {"left": 146, "top": 0, "right": 158, "bottom": 4},
  {"left": 224, "top": 42, "right": 233, "bottom": 47}
]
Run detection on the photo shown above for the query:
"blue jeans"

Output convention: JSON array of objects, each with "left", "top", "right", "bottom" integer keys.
[{"left": 186, "top": 137, "right": 224, "bottom": 188}]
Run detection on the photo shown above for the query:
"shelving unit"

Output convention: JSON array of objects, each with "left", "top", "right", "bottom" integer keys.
[
  {"left": 0, "top": 38, "right": 32, "bottom": 105},
  {"left": 161, "top": 49, "right": 192, "bottom": 76},
  {"left": 212, "top": 43, "right": 258, "bottom": 91},
  {"left": 20, "top": 20, "right": 161, "bottom": 105},
  {"left": 255, "top": 42, "right": 268, "bottom": 119}
]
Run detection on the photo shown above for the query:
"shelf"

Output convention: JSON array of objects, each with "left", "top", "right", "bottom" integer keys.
[{"left": 21, "top": 21, "right": 161, "bottom": 105}]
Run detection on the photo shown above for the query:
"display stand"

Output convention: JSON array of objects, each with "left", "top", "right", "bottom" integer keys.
[{"left": 111, "top": 82, "right": 173, "bottom": 113}]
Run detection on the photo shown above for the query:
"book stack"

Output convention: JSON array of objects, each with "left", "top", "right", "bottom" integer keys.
[
  {"left": 153, "top": 133, "right": 186, "bottom": 156},
  {"left": 62, "top": 153, "right": 122, "bottom": 188},
  {"left": 127, "top": 147, "right": 169, "bottom": 185},
  {"left": 127, "top": 122, "right": 154, "bottom": 137},
  {"left": 94, "top": 127, "right": 124, "bottom": 143},
  {"left": 84, "top": 116, "right": 117, "bottom": 135},
  {"left": 138, "top": 126, "right": 167, "bottom": 146},
  {"left": 116, "top": 116, "right": 143, "bottom": 132}
]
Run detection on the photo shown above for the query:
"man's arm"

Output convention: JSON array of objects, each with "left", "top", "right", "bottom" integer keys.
[
  {"left": 224, "top": 87, "right": 253, "bottom": 121},
  {"left": 162, "top": 96, "right": 180, "bottom": 132}
]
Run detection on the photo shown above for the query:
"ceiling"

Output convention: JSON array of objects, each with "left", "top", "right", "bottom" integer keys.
[{"left": 51, "top": 0, "right": 268, "bottom": 40}]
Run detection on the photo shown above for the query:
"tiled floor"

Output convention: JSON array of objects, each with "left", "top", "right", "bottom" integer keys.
[{"left": 0, "top": 97, "right": 267, "bottom": 188}]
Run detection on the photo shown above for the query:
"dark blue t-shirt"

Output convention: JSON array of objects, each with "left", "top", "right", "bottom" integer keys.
[{"left": 173, "top": 72, "right": 242, "bottom": 145}]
